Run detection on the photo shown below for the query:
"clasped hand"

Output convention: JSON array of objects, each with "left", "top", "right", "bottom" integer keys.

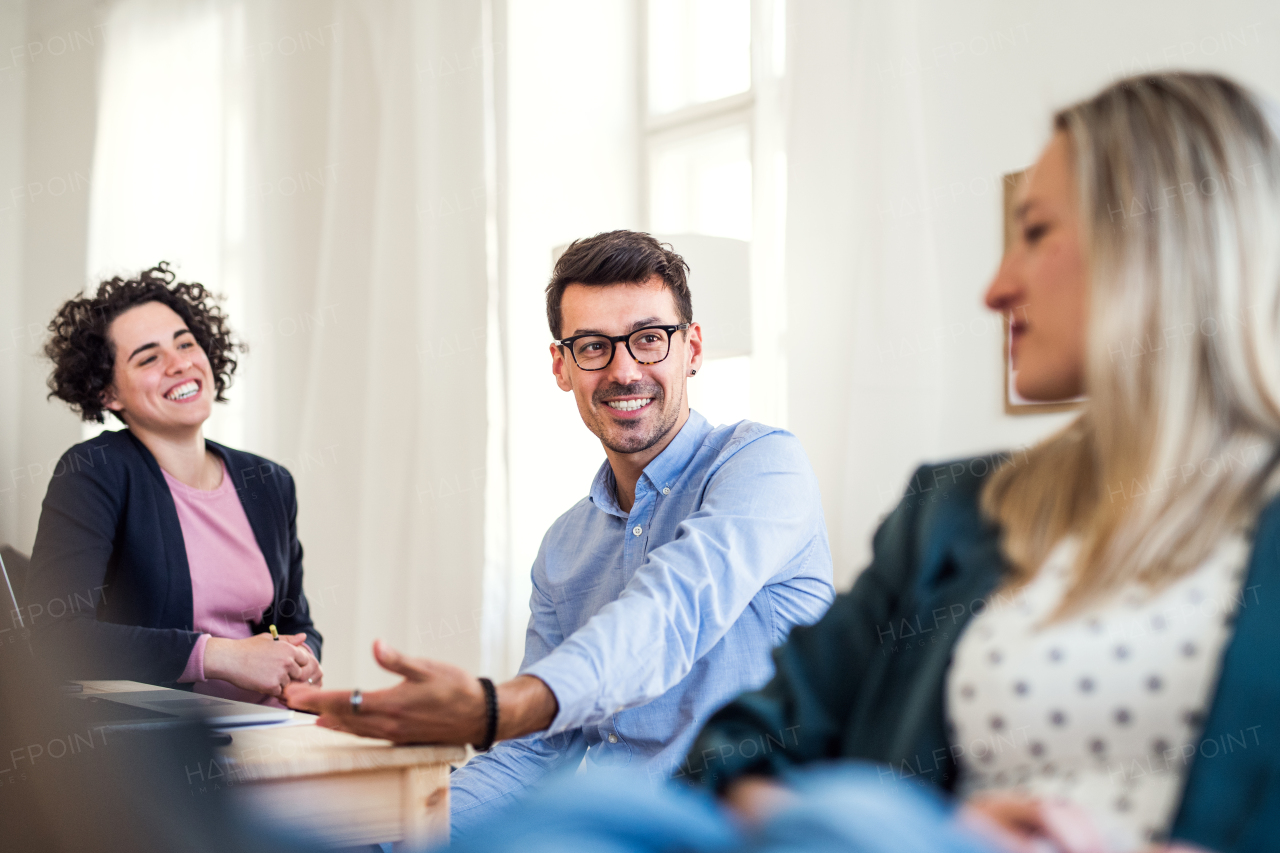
[{"left": 204, "top": 632, "right": 322, "bottom": 697}]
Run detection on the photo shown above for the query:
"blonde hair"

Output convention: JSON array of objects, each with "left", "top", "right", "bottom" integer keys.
[{"left": 983, "top": 73, "right": 1280, "bottom": 613}]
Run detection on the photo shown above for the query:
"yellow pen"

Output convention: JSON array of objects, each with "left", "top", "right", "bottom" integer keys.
[{"left": 269, "top": 624, "right": 279, "bottom": 641}]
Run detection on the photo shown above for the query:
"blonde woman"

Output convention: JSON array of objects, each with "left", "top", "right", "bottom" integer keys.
[{"left": 682, "top": 73, "right": 1280, "bottom": 852}]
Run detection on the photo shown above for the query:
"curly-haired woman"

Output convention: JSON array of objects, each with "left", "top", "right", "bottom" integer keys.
[{"left": 25, "top": 263, "right": 323, "bottom": 703}]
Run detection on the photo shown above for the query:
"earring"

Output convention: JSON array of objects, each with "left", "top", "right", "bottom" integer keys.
[{"left": 690, "top": 369, "right": 697, "bottom": 376}]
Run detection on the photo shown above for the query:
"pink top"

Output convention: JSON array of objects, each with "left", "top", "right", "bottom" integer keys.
[{"left": 167, "top": 458, "right": 279, "bottom": 705}]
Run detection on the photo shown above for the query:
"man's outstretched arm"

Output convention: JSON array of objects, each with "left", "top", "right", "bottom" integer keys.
[
  {"left": 284, "top": 639, "right": 559, "bottom": 744},
  {"left": 286, "top": 558, "right": 567, "bottom": 746},
  {"left": 286, "top": 431, "right": 828, "bottom": 743}
]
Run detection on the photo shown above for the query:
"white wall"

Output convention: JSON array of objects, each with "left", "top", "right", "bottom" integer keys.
[{"left": 787, "top": 0, "right": 1280, "bottom": 587}]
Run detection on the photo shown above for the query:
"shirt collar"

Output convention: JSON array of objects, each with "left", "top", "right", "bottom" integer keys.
[{"left": 588, "top": 409, "right": 711, "bottom": 519}]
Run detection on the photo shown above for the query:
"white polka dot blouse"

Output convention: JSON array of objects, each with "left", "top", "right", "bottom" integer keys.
[{"left": 946, "top": 533, "right": 1249, "bottom": 849}]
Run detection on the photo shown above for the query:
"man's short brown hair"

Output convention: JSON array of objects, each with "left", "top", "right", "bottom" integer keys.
[{"left": 545, "top": 230, "right": 692, "bottom": 339}]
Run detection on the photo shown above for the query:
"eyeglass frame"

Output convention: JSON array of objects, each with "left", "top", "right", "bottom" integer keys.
[{"left": 554, "top": 323, "right": 692, "bottom": 371}]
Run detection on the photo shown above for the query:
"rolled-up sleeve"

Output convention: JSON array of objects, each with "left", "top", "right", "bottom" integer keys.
[{"left": 525, "top": 433, "right": 828, "bottom": 734}]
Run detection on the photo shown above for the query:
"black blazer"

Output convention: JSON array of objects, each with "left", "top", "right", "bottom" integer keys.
[{"left": 24, "top": 429, "right": 322, "bottom": 684}]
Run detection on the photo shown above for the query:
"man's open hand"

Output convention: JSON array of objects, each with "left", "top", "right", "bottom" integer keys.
[{"left": 283, "top": 640, "right": 488, "bottom": 744}]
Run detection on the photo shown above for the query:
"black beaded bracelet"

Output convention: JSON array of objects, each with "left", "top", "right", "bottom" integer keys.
[{"left": 476, "top": 677, "right": 498, "bottom": 751}]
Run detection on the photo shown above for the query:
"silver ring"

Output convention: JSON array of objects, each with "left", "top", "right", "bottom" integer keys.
[
  {"left": 350, "top": 688, "right": 363, "bottom": 714},
  {"left": 307, "top": 678, "right": 313, "bottom": 684}
]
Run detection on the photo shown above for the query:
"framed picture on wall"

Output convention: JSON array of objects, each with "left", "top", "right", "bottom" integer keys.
[{"left": 1001, "top": 168, "right": 1085, "bottom": 415}]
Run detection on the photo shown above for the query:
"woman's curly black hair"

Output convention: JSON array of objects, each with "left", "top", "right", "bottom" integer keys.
[{"left": 45, "top": 262, "right": 245, "bottom": 424}]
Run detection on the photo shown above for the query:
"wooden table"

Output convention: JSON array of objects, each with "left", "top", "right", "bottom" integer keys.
[
  {"left": 76, "top": 681, "right": 468, "bottom": 850},
  {"left": 222, "top": 723, "right": 467, "bottom": 850}
]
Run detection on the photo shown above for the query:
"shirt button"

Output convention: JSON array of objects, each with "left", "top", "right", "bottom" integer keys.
[
  {"left": 662, "top": 487, "right": 670, "bottom": 495},
  {"left": 632, "top": 526, "right": 642, "bottom": 536},
  {"left": 608, "top": 733, "right": 618, "bottom": 744}
]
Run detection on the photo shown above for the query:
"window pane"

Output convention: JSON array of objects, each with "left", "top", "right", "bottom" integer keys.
[
  {"left": 648, "top": 0, "right": 751, "bottom": 115},
  {"left": 649, "top": 124, "right": 752, "bottom": 240}
]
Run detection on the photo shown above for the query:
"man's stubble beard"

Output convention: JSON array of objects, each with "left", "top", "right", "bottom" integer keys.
[{"left": 591, "top": 381, "right": 684, "bottom": 456}]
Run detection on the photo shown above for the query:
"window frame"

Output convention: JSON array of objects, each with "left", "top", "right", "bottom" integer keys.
[
  {"left": 638, "top": 0, "right": 756, "bottom": 232},
  {"left": 637, "top": 0, "right": 790, "bottom": 427}
]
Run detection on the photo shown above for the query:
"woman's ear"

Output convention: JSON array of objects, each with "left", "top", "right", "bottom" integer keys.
[{"left": 100, "top": 386, "right": 124, "bottom": 414}]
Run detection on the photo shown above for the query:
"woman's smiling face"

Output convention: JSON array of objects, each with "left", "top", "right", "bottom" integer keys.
[{"left": 102, "top": 301, "right": 216, "bottom": 432}]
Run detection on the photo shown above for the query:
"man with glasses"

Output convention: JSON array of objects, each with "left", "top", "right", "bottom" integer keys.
[{"left": 286, "top": 230, "right": 834, "bottom": 834}]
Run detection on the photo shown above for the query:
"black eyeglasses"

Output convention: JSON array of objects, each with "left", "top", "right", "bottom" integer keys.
[{"left": 555, "top": 324, "right": 690, "bottom": 371}]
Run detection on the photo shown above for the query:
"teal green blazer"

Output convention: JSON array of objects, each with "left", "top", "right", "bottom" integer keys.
[{"left": 683, "top": 456, "right": 1278, "bottom": 852}]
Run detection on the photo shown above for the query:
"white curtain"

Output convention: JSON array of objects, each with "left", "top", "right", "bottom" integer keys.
[
  {"left": 86, "top": 0, "right": 242, "bottom": 445},
  {"left": 87, "top": 0, "right": 506, "bottom": 689},
  {"left": 240, "top": 0, "right": 509, "bottom": 687}
]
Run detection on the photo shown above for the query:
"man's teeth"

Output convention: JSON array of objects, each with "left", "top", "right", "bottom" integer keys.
[
  {"left": 607, "top": 398, "right": 652, "bottom": 412},
  {"left": 166, "top": 381, "right": 199, "bottom": 401}
]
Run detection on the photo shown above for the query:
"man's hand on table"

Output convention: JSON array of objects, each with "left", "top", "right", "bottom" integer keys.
[{"left": 282, "top": 639, "right": 559, "bottom": 745}]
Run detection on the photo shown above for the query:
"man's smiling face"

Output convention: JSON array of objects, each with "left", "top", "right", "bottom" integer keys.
[{"left": 550, "top": 276, "right": 702, "bottom": 456}]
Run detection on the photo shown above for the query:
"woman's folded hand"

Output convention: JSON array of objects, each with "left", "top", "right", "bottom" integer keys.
[
  {"left": 204, "top": 632, "right": 319, "bottom": 696},
  {"left": 292, "top": 633, "right": 324, "bottom": 687}
]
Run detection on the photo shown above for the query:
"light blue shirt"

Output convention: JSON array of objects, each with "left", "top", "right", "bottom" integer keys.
[{"left": 450, "top": 411, "right": 834, "bottom": 833}]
